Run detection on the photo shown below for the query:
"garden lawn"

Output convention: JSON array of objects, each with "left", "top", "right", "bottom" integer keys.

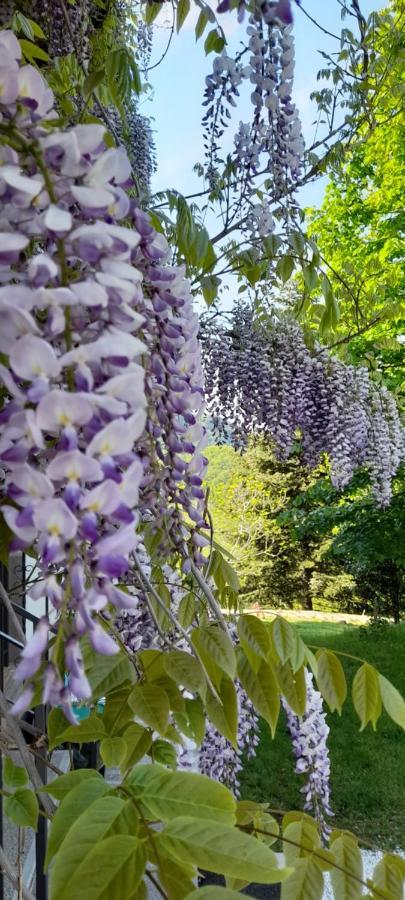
[{"left": 240, "top": 622, "right": 405, "bottom": 849}]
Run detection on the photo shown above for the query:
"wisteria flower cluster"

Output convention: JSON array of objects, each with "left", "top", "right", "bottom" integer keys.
[
  {"left": 197, "top": 678, "right": 259, "bottom": 796},
  {"left": 203, "top": 2, "right": 304, "bottom": 237},
  {"left": 0, "top": 31, "right": 209, "bottom": 718},
  {"left": 201, "top": 307, "right": 403, "bottom": 505},
  {"left": 283, "top": 670, "right": 333, "bottom": 839}
]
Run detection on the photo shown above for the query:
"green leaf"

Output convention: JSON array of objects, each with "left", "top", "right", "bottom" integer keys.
[
  {"left": 19, "top": 38, "right": 49, "bottom": 62},
  {"left": 164, "top": 650, "right": 206, "bottom": 695},
  {"left": 378, "top": 674, "right": 405, "bottom": 729},
  {"left": 83, "top": 69, "right": 105, "bottom": 99},
  {"left": 186, "top": 890, "right": 244, "bottom": 899},
  {"left": 185, "top": 697, "right": 206, "bottom": 744},
  {"left": 151, "top": 740, "right": 177, "bottom": 769},
  {"left": 100, "top": 737, "right": 127, "bottom": 768},
  {"left": 157, "top": 856, "right": 196, "bottom": 899},
  {"left": 51, "top": 794, "right": 128, "bottom": 888},
  {"left": 237, "top": 614, "right": 271, "bottom": 664},
  {"left": 177, "top": 593, "right": 197, "bottom": 629},
  {"left": 82, "top": 639, "right": 135, "bottom": 699},
  {"left": 126, "top": 764, "right": 235, "bottom": 824},
  {"left": 41, "top": 769, "right": 103, "bottom": 801},
  {"left": 13, "top": 11, "right": 34, "bottom": 39},
  {"left": 50, "top": 834, "right": 145, "bottom": 900},
  {"left": 372, "top": 854, "right": 405, "bottom": 900},
  {"left": 128, "top": 684, "right": 170, "bottom": 735},
  {"left": 276, "top": 255, "right": 294, "bottom": 283},
  {"left": 47, "top": 708, "right": 73, "bottom": 750},
  {"left": 237, "top": 652, "right": 280, "bottom": 737},
  {"left": 177, "top": 0, "right": 191, "bottom": 31},
  {"left": 281, "top": 856, "right": 324, "bottom": 900},
  {"left": 277, "top": 662, "right": 306, "bottom": 717},
  {"left": 59, "top": 713, "right": 106, "bottom": 745},
  {"left": 144, "top": 2, "right": 162, "bottom": 24},
  {"left": 201, "top": 274, "right": 221, "bottom": 306},
  {"left": 4, "top": 788, "right": 38, "bottom": 830},
  {"left": 283, "top": 820, "right": 320, "bottom": 865},
  {"left": 316, "top": 650, "right": 347, "bottom": 714},
  {"left": 195, "top": 9, "right": 209, "bottom": 40},
  {"left": 272, "top": 617, "right": 298, "bottom": 665},
  {"left": 236, "top": 800, "right": 269, "bottom": 826},
  {"left": 205, "top": 675, "right": 238, "bottom": 746},
  {"left": 191, "top": 625, "right": 236, "bottom": 687},
  {"left": 27, "top": 17, "right": 47, "bottom": 39},
  {"left": 329, "top": 833, "right": 363, "bottom": 899},
  {"left": 120, "top": 724, "right": 152, "bottom": 774},
  {"left": 103, "top": 685, "right": 134, "bottom": 737},
  {"left": 204, "top": 29, "right": 226, "bottom": 55},
  {"left": 3, "top": 756, "right": 28, "bottom": 788},
  {"left": 253, "top": 811, "right": 280, "bottom": 847},
  {"left": 158, "top": 816, "right": 290, "bottom": 884},
  {"left": 46, "top": 778, "right": 110, "bottom": 867},
  {"left": 352, "top": 663, "right": 382, "bottom": 730}
]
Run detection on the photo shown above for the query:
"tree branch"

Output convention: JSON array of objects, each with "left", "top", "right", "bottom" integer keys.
[{"left": 0, "top": 843, "right": 35, "bottom": 900}]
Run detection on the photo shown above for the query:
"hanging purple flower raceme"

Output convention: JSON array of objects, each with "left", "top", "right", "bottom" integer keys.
[
  {"left": 198, "top": 679, "right": 259, "bottom": 796},
  {"left": 282, "top": 670, "right": 333, "bottom": 839},
  {"left": 201, "top": 308, "right": 403, "bottom": 505},
  {"left": 203, "top": 2, "right": 304, "bottom": 237},
  {"left": 0, "top": 32, "right": 209, "bottom": 718}
]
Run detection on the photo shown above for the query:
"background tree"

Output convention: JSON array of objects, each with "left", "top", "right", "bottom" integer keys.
[
  {"left": 284, "top": 467, "right": 405, "bottom": 622},
  {"left": 205, "top": 441, "right": 363, "bottom": 612}
]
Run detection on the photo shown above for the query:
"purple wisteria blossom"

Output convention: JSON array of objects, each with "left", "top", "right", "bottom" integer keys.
[
  {"left": 197, "top": 680, "right": 259, "bottom": 796},
  {"left": 203, "top": 3, "right": 304, "bottom": 235},
  {"left": 201, "top": 309, "right": 403, "bottom": 505},
  {"left": 283, "top": 670, "right": 333, "bottom": 838},
  {"left": 0, "top": 34, "right": 210, "bottom": 718}
]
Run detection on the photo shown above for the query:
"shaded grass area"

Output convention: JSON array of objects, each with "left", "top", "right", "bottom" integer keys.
[{"left": 240, "top": 622, "right": 405, "bottom": 849}]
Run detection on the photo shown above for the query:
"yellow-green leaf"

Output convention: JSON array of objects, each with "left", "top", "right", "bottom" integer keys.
[
  {"left": 191, "top": 625, "right": 236, "bottom": 687},
  {"left": 316, "top": 650, "right": 347, "bottom": 714},
  {"left": 281, "top": 856, "right": 324, "bottom": 900},
  {"left": 126, "top": 764, "right": 235, "bottom": 824},
  {"left": 100, "top": 737, "right": 127, "bottom": 768},
  {"left": 237, "top": 652, "right": 280, "bottom": 737},
  {"left": 128, "top": 683, "right": 170, "bottom": 735},
  {"left": 205, "top": 675, "right": 238, "bottom": 747},
  {"left": 41, "top": 769, "right": 104, "bottom": 801},
  {"left": 120, "top": 724, "right": 152, "bottom": 773},
  {"left": 283, "top": 820, "right": 321, "bottom": 866},
  {"left": 277, "top": 662, "right": 306, "bottom": 717},
  {"left": 329, "top": 832, "right": 363, "bottom": 899},
  {"left": 237, "top": 614, "right": 271, "bottom": 666},
  {"left": 4, "top": 756, "right": 28, "bottom": 788},
  {"left": 164, "top": 650, "right": 206, "bottom": 696},
  {"left": 372, "top": 853, "right": 405, "bottom": 900},
  {"left": 46, "top": 779, "right": 110, "bottom": 867},
  {"left": 5, "top": 788, "right": 38, "bottom": 830},
  {"left": 158, "top": 816, "right": 291, "bottom": 884},
  {"left": 58, "top": 714, "right": 106, "bottom": 745},
  {"left": 378, "top": 674, "right": 405, "bottom": 729},
  {"left": 50, "top": 834, "right": 145, "bottom": 900},
  {"left": 352, "top": 663, "right": 382, "bottom": 730},
  {"left": 272, "top": 617, "right": 298, "bottom": 665}
]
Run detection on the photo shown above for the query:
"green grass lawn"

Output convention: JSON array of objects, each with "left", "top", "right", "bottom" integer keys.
[{"left": 240, "top": 622, "right": 405, "bottom": 850}]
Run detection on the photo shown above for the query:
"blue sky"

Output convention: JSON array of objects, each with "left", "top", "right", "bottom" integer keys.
[{"left": 145, "top": 0, "right": 379, "bottom": 208}]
